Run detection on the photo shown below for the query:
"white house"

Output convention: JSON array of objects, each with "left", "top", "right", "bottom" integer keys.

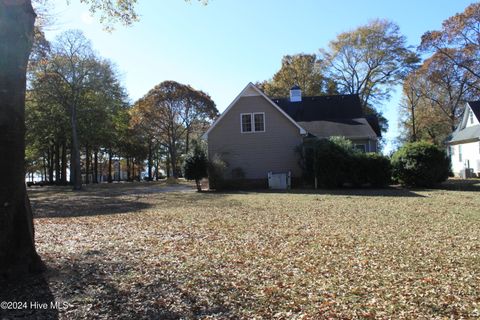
[{"left": 446, "top": 101, "right": 480, "bottom": 177}]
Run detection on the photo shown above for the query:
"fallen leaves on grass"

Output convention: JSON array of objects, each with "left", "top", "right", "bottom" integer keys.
[{"left": 19, "top": 182, "right": 480, "bottom": 319}]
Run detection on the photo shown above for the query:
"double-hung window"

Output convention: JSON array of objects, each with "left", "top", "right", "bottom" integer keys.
[
  {"left": 241, "top": 113, "right": 265, "bottom": 133},
  {"left": 241, "top": 114, "right": 252, "bottom": 132}
]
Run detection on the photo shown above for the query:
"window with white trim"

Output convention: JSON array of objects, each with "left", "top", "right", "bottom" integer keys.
[
  {"left": 254, "top": 113, "right": 265, "bottom": 132},
  {"left": 241, "top": 114, "right": 252, "bottom": 132},
  {"left": 241, "top": 113, "right": 265, "bottom": 133}
]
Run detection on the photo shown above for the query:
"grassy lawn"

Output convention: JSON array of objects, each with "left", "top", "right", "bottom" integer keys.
[{"left": 4, "top": 180, "right": 480, "bottom": 319}]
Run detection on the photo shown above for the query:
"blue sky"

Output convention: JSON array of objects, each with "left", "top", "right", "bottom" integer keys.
[{"left": 45, "top": 0, "right": 475, "bottom": 153}]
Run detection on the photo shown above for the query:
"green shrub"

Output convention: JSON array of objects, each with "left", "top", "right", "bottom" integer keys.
[
  {"left": 183, "top": 144, "right": 209, "bottom": 192},
  {"left": 207, "top": 154, "right": 227, "bottom": 190},
  {"left": 391, "top": 141, "right": 450, "bottom": 187},
  {"left": 355, "top": 153, "right": 392, "bottom": 187},
  {"left": 299, "top": 137, "right": 391, "bottom": 188},
  {"left": 299, "top": 137, "right": 352, "bottom": 188}
]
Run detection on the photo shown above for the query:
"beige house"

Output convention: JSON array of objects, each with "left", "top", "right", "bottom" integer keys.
[{"left": 203, "top": 83, "right": 381, "bottom": 187}]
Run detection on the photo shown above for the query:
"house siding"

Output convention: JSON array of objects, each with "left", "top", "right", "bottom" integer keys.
[
  {"left": 208, "top": 96, "right": 304, "bottom": 180},
  {"left": 466, "top": 106, "right": 479, "bottom": 128},
  {"left": 449, "top": 141, "right": 480, "bottom": 176}
]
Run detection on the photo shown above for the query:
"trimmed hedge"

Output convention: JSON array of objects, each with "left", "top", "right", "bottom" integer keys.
[
  {"left": 391, "top": 141, "right": 450, "bottom": 187},
  {"left": 311, "top": 139, "right": 351, "bottom": 188},
  {"left": 299, "top": 137, "right": 391, "bottom": 188},
  {"left": 353, "top": 152, "right": 392, "bottom": 187}
]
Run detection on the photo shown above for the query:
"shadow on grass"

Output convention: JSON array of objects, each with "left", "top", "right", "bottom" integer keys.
[
  {"left": 28, "top": 182, "right": 194, "bottom": 199},
  {"left": 0, "top": 273, "right": 59, "bottom": 320},
  {"left": 31, "top": 195, "right": 152, "bottom": 218},
  {"left": 433, "top": 179, "right": 480, "bottom": 192},
  {"left": 208, "top": 186, "right": 426, "bottom": 198},
  {"left": 44, "top": 252, "right": 241, "bottom": 319},
  {"left": 28, "top": 183, "right": 197, "bottom": 218},
  {"left": 206, "top": 179, "right": 480, "bottom": 197}
]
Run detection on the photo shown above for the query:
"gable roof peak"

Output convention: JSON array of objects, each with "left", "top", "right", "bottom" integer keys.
[{"left": 202, "top": 82, "right": 307, "bottom": 139}]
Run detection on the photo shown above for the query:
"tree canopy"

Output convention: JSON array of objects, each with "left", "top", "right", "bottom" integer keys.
[
  {"left": 399, "top": 3, "right": 480, "bottom": 145},
  {"left": 321, "top": 19, "right": 419, "bottom": 110},
  {"left": 420, "top": 2, "right": 480, "bottom": 91},
  {"left": 258, "top": 54, "right": 331, "bottom": 97},
  {"left": 131, "top": 80, "right": 217, "bottom": 178}
]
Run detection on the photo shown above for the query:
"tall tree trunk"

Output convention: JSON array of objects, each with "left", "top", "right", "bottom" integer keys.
[
  {"left": 61, "top": 140, "right": 67, "bottom": 184},
  {"left": 126, "top": 157, "right": 131, "bottom": 181},
  {"left": 93, "top": 149, "right": 98, "bottom": 184},
  {"left": 185, "top": 129, "right": 190, "bottom": 155},
  {"left": 85, "top": 144, "right": 90, "bottom": 184},
  {"left": 98, "top": 152, "right": 103, "bottom": 182},
  {"left": 70, "top": 103, "right": 82, "bottom": 190},
  {"left": 137, "top": 161, "right": 141, "bottom": 181},
  {"left": 108, "top": 151, "right": 113, "bottom": 183},
  {"left": 155, "top": 154, "right": 159, "bottom": 181},
  {"left": 148, "top": 140, "right": 153, "bottom": 181},
  {"left": 117, "top": 158, "right": 121, "bottom": 182},
  {"left": 166, "top": 153, "right": 171, "bottom": 178},
  {"left": 169, "top": 146, "right": 178, "bottom": 178},
  {"left": 48, "top": 145, "right": 54, "bottom": 183},
  {"left": 69, "top": 143, "right": 74, "bottom": 184},
  {"left": 55, "top": 141, "right": 60, "bottom": 184},
  {"left": 132, "top": 159, "right": 136, "bottom": 181},
  {"left": 42, "top": 154, "right": 47, "bottom": 183},
  {"left": 410, "top": 104, "right": 417, "bottom": 142},
  {"left": 0, "top": 0, "right": 43, "bottom": 276}
]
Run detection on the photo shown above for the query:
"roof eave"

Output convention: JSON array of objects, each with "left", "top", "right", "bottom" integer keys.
[{"left": 446, "top": 137, "right": 480, "bottom": 145}]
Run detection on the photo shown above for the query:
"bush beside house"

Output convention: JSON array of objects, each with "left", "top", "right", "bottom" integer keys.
[
  {"left": 352, "top": 153, "right": 392, "bottom": 187},
  {"left": 391, "top": 141, "right": 451, "bottom": 187},
  {"left": 206, "top": 154, "right": 228, "bottom": 190},
  {"left": 206, "top": 139, "right": 452, "bottom": 190},
  {"left": 299, "top": 137, "right": 391, "bottom": 188}
]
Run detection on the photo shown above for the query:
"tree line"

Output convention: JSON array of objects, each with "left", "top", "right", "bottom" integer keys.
[
  {"left": 257, "top": 19, "right": 420, "bottom": 138},
  {"left": 399, "top": 2, "right": 480, "bottom": 145},
  {"left": 257, "top": 5, "right": 480, "bottom": 148},
  {"left": 0, "top": 0, "right": 208, "bottom": 280},
  {"left": 26, "top": 29, "right": 218, "bottom": 190}
]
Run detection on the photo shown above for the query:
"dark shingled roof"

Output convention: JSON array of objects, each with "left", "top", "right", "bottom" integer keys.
[
  {"left": 272, "top": 94, "right": 381, "bottom": 137},
  {"left": 446, "top": 101, "right": 480, "bottom": 144},
  {"left": 468, "top": 101, "right": 480, "bottom": 121},
  {"left": 366, "top": 115, "right": 382, "bottom": 137},
  {"left": 273, "top": 95, "right": 363, "bottom": 121},
  {"left": 298, "top": 119, "right": 378, "bottom": 139}
]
